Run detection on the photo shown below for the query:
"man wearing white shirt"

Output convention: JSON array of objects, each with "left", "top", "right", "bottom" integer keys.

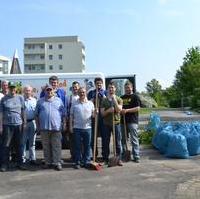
[{"left": 22, "top": 85, "right": 37, "bottom": 164}]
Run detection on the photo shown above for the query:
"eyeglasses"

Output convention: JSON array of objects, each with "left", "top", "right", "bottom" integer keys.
[{"left": 46, "top": 88, "right": 52, "bottom": 92}]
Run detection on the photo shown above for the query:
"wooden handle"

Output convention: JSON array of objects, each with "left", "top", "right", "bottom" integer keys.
[
  {"left": 123, "top": 115, "right": 129, "bottom": 150},
  {"left": 112, "top": 112, "right": 116, "bottom": 156}
]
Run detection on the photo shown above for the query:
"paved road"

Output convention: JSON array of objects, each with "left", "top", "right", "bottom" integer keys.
[{"left": 1, "top": 148, "right": 200, "bottom": 199}]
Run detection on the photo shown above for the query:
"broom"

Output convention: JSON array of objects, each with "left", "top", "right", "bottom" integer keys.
[
  {"left": 90, "top": 90, "right": 102, "bottom": 170},
  {"left": 108, "top": 111, "right": 119, "bottom": 167},
  {"left": 123, "top": 115, "right": 131, "bottom": 162}
]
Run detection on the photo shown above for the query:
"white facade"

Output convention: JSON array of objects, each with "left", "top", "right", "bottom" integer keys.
[
  {"left": 0, "top": 55, "right": 11, "bottom": 74},
  {"left": 24, "top": 36, "right": 85, "bottom": 73}
]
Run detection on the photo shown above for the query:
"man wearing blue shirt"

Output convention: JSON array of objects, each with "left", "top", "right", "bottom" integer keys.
[{"left": 35, "top": 85, "right": 65, "bottom": 171}]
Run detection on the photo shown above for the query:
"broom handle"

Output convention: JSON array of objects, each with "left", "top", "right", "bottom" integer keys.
[
  {"left": 123, "top": 115, "right": 129, "bottom": 150},
  {"left": 112, "top": 112, "right": 116, "bottom": 156},
  {"left": 93, "top": 90, "right": 99, "bottom": 162}
]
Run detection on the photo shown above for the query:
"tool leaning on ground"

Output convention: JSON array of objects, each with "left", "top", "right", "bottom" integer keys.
[
  {"left": 108, "top": 111, "right": 120, "bottom": 167},
  {"left": 123, "top": 115, "right": 131, "bottom": 162},
  {"left": 90, "top": 91, "right": 102, "bottom": 171}
]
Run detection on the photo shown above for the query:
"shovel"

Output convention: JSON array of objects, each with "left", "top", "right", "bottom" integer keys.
[
  {"left": 123, "top": 115, "right": 131, "bottom": 162},
  {"left": 108, "top": 112, "right": 119, "bottom": 167},
  {"left": 90, "top": 91, "right": 102, "bottom": 171}
]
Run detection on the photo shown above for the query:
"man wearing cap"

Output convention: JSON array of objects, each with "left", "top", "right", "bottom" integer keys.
[
  {"left": 35, "top": 84, "right": 65, "bottom": 171},
  {"left": 0, "top": 82, "right": 26, "bottom": 172}
]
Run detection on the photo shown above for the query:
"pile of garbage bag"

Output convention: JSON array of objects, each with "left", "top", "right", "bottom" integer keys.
[{"left": 148, "top": 112, "right": 200, "bottom": 158}]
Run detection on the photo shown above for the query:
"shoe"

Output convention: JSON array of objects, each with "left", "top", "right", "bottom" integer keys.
[
  {"left": 133, "top": 158, "right": 140, "bottom": 163},
  {"left": 17, "top": 164, "right": 27, "bottom": 170},
  {"left": 74, "top": 164, "right": 80, "bottom": 169},
  {"left": 29, "top": 160, "right": 39, "bottom": 166},
  {"left": 54, "top": 164, "right": 62, "bottom": 171},
  {"left": 117, "top": 160, "right": 123, "bottom": 166},
  {"left": 84, "top": 164, "right": 91, "bottom": 169},
  {"left": 42, "top": 164, "right": 52, "bottom": 169},
  {"left": 0, "top": 165, "right": 7, "bottom": 172}
]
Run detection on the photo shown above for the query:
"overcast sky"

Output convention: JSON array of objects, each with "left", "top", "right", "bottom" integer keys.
[{"left": 1, "top": 0, "right": 200, "bottom": 91}]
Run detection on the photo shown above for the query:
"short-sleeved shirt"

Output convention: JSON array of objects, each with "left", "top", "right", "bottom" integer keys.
[
  {"left": 35, "top": 96, "right": 64, "bottom": 131},
  {"left": 70, "top": 99, "right": 94, "bottom": 129},
  {"left": 24, "top": 97, "right": 37, "bottom": 120},
  {"left": 101, "top": 96, "right": 123, "bottom": 126},
  {"left": 121, "top": 93, "right": 140, "bottom": 124},
  {"left": 0, "top": 94, "right": 25, "bottom": 126}
]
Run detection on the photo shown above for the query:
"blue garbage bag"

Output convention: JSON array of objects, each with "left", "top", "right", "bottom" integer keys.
[
  {"left": 166, "top": 134, "right": 189, "bottom": 159},
  {"left": 147, "top": 112, "right": 161, "bottom": 132}
]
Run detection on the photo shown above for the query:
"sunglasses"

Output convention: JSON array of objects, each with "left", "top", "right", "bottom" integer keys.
[{"left": 46, "top": 88, "right": 53, "bottom": 91}]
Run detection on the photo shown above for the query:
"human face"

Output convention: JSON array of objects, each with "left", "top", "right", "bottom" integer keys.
[
  {"left": 78, "top": 88, "right": 86, "bottom": 101},
  {"left": 9, "top": 87, "right": 17, "bottom": 96},
  {"left": 46, "top": 88, "right": 54, "bottom": 98},
  {"left": 108, "top": 84, "right": 116, "bottom": 95},
  {"left": 24, "top": 87, "right": 32, "bottom": 98},
  {"left": 2, "top": 82, "right": 9, "bottom": 94},
  {"left": 95, "top": 80, "right": 103, "bottom": 90},
  {"left": 125, "top": 84, "right": 133, "bottom": 95},
  {"left": 50, "top": 80, "right": 58, "bottom": 89},
  {"left": 72, "top": 83, "right": 80, "bottom": 95}
]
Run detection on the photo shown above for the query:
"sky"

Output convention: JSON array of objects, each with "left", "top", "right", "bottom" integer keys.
[{"left": 1, "top": 0, "right": 200, "bottom": 91}]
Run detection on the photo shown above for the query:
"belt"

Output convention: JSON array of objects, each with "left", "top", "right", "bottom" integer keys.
[{"left": 27, "top": 119, "right": 34, "bottom": 122}]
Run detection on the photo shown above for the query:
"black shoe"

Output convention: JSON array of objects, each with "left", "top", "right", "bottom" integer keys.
[
  {"left": 54, "top": 164, "right": 62, "bottom": 171},
  {"left": 133, "top": 158, "right": 140, "bottom": 163},
  {"left": 42, "top": 164, "right": 52, "bottom": 169},
  {"left": 29, "top": 160, "right": 39, "bottom": 166},
  {"left": 17, "top": 164, "right": 27, "bottom": 170},
  {"left": 74, "top": 164, "right": 80, "bottom": 169},
  {"left": 0, "top": 165, "right": 7, "bottom": 172}
]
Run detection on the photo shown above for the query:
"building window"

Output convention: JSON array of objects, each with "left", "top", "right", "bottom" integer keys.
[
  {"left": 40, "top": 55, "right": 45, "bottom": 59},
  {"left": 40, "top": 44, "right": 44, "bottom": 49},
  {"left": 59, "top": 54, "right": 62, "bottom": 60},
  {"left": 58, "top": 44, "right": 62, "bottom": 49},
  {"left": 49, "top": 55, "right": 53, "bottom": 60},
  {"left": 59, "top": 65, "right": 63, "bottom": 70},
  {"left": 49, "top": 45, "right": 53, "bottom": 49},
  {"left": 49, "top": 65, "right": 53, "bottom": 70}
]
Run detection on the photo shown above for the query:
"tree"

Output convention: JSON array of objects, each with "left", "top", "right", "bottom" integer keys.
[
  {"left": 145, "top": 79, "right": 165, "bottom": 106},
  {"left": 170, "top": 46, "right": 200, "bottom": 107}
]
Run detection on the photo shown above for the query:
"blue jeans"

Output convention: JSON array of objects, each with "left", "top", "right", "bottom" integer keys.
[
  {"left": 22, "top": 120, "right": 37, "bottom": 162},
  {"left": 91, "top": 116, "right": 106, "bottom": 160},
  {"left": 1, "top": 125, "right": 23, "bottom": 166},
  {"left": 121, "top": 123, "right": 140, "bottom": 159},
  {"left": 104, "top": 124, "right": 122, "bottom": 161},
  {"left": 74, "top": 128, "right": 91, "bottom": 166}
]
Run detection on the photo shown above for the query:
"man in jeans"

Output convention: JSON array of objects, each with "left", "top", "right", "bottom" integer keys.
[
  {"left": 0, "top": 82, "right": 26, "bottom": 172},
  {"left": 70, "top": 87, "right": 95, "bottom": 169},
  {"left": 35, "top": 84, "right": 65, "bottom": 171},
  {"left": 22, "top": 85, "right": 37, "bottom": 164},
  {"left": 120, "top": 81, "right": 140, "bottom": 163}
]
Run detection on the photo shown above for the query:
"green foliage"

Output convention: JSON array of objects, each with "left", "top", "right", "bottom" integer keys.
[
  {"left": 139, "top": 130, "right": 154, "bottom": 145},
  {"left": 145, "top": 79, "right": 168, "bottom": 107}
]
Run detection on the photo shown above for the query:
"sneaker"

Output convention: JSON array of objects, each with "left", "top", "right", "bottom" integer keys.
[
  {"left": 54, "top": 164, "right": 62, "bottom": 171},
  {"left": 117, "top": 160, "right": 123, "bottom": 166},
  {"left": 74, "top": 164, "right": 80, "bottom": 169},
  {"left": 17, "top": 164, "right": 27, "bottom": 170},
  {"left": 29, "top": 160, "right": 39, "bottom": 166}
]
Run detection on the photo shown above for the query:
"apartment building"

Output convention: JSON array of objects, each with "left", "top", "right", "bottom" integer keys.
[
  {"left": 0, "top": 55, "right": 11, "bottom": 74},
  {"left": 24, "top": 36, "right": 85, "bottom": 73}
]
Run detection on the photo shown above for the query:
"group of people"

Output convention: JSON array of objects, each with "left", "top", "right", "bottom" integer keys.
[{"left": 0, "top": 75, "right": 140, "bottom": 172}]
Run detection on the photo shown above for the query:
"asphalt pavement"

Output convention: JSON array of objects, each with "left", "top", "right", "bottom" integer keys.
[{"left": 0, "top": 147, "right": 200, "bottom": 199}]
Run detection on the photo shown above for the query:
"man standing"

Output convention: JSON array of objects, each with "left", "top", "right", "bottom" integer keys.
[
  {"left": 22, "top": 85, "right": 37, "bottom": 164},
  {"left": 87, "top": 77, "right": 107, "bottom": 161},
  {"left": 70, "top": 87, "right": 95, "bottom": 169},
  {"left": 35, "top": 85, "right": 65, "bottom": 171},
  {"left": 101, "top": 82, "right": 123, "bottom": 166},
  {"left": 66, "top": 81, "right": 80, "bottom": 161},
  {"left": 121, "top": 81, "right": 140, "bottom": 163},
  {"left": 0, "top": 82, "right": 26, "bottom": 172}
]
